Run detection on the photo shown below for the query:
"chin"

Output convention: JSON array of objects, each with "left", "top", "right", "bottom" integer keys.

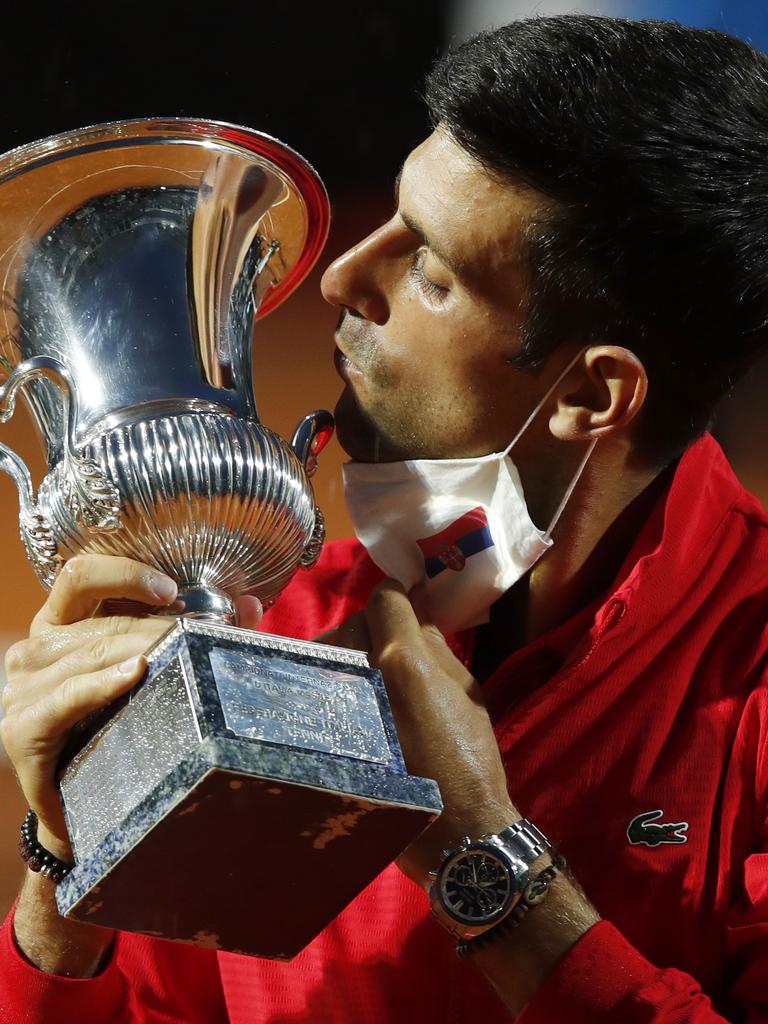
[
  {"left": 333, "top": 388, "right": 402, "bottom": 463},
  {"left": 333, "top": 391, "right": 379, "bottom": 461}
]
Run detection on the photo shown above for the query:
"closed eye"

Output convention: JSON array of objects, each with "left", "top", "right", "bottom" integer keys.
[{"left": 411, "top": 248, "right": 449, "bottom": 301}]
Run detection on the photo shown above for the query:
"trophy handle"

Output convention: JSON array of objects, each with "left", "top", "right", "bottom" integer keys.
[
  {"left": 0, "top": 441, "right": 60, "bottom": 588},
  {"left": 0, "top": 356, "right": 121, "bottom": 532},
  {"left": 298, "top": 506, "right": 326, "bottom": 570},
  {"left": 291, "top": 410, "right": 334, "bottom": 570},
  {"left": 290, "top": 410, "right": 334, "bottom": 478}
]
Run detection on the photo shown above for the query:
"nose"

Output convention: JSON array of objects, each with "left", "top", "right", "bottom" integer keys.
[{"left": 320, "top": 224, "right": 391, "bottom": 325}]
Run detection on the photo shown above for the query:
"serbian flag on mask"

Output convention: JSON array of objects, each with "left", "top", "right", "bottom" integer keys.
[{"left": 416, "top": 507, "right": 495, "bottom": 578}]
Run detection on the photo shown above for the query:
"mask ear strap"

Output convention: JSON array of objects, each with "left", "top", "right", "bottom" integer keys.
[
  {"left": 504, "top": 347, "right": 588, "bottom": 455},
  {"left": 543, "top": 435, "right": 597, "bottom": 540}
]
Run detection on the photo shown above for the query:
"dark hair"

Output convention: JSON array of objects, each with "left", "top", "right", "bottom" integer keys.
[{"left": 425, "top": 16, "right": 768, "bottom": 460}]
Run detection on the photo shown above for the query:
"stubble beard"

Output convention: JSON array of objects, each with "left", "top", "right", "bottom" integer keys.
[{"left": 335, "top": 316, "right": 450, "bottom": 462}]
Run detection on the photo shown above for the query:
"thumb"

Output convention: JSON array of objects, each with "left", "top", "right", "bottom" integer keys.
[{"left": 236, "top": 594, "right": 264, "bottom": 630}]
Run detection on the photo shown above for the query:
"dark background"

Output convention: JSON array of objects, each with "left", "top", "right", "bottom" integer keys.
[{"left": 1, "top": 5, "right": 446, "bottom": 189}]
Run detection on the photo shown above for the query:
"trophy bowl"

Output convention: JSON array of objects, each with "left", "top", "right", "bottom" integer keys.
[{"left": 0, "top": 119, "right": 441, "bottom": 959}]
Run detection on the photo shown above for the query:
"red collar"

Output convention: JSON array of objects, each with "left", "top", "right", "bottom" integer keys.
[
  {"left": 611, "top": 433, "right": 754, "bottom": 603},
  {"left": 480, "top": 434, "right": 759, "bottom": 716}
]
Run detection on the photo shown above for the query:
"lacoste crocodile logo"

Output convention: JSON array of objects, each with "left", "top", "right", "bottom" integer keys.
[{"left": 627, "top": 810, "right": 689, "bottom": 847}]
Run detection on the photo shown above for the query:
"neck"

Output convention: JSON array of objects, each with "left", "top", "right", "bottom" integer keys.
[
  {"left": 476, "top": 444, "right": 671, "bottom": 677},
  {"left": 524, "top": 452, "right": 668, "bottom": 644}
]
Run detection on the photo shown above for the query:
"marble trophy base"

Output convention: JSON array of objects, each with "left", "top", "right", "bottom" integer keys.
[{"left": 55, "top": 620, "right": 442, "bottom": 960}]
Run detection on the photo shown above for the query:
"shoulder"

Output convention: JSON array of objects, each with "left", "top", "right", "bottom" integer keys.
[
  {"left": 259, "top": 537, "right": 384, "bottom": 641},
  {"left": 676, "top": 436, "right": 768, "bottom": 613}
]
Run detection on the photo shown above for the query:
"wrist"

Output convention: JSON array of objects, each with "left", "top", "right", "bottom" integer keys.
[
  {"left": 21, "top": 811, "right": 74, "bottom": 880},
  {"left": 36, "top": 823, "right": 73, "bottom": 864},
  {"left": 428, "top": 816, "right": 551, "bottom": 940},
  {"left": 401, "top": 800, "right": 521, "bottom": 893},
  {"left": 15, "top": 874, "right": 116, "bottom": 978},
  {"left": 471, "top": 870, "right": 600, "bottom": 1016}
]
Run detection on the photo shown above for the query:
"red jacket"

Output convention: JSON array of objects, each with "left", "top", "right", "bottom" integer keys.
[{"left": 2, "top": 434, "right": 767, "bottom": 1023}]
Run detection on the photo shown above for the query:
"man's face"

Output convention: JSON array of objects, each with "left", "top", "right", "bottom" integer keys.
[{"left": 320, "top": 129, "right": 554, "bottom": 463}]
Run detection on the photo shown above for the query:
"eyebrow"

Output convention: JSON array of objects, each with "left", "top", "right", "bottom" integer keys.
[{"left": 392, "top": 166, "right": 466, "bottom": 279}]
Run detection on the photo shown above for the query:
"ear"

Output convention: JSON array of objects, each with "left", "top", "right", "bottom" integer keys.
[{"left": 548, "top": 346, "right": 648, "bottom": 441}]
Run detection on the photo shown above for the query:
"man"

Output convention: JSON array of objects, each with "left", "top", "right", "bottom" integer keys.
[{"left": 1, "top": 14, "right": 767, "bottom": 1022}]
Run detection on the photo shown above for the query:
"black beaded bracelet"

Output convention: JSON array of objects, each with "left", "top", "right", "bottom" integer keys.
[
  {"left": 456, "top": 856, "right": 566, "bottom": 958},
  {"left": 19, "top": 810, "right": 73, "bottom": 883}
]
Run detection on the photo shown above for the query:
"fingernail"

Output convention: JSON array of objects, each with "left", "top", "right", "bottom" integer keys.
[
  {"left": 117, "top": 656, "right": 142, "bottom": 675},
  {"left": 146, "top": 572, "right": 177, "bottom": 604}
]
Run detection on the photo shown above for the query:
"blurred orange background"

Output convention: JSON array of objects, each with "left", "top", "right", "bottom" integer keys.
[{"left": 0, "top": 188, "right": 766, "bottom": 921}]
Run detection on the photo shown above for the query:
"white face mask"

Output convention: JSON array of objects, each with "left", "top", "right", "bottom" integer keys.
[{"left": 342, "top": 349, "right": 596, "bottom": 634}]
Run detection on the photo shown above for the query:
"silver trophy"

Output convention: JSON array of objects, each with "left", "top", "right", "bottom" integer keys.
[{"left": 0, "top": 119, "right": 441, "bottom": 959}]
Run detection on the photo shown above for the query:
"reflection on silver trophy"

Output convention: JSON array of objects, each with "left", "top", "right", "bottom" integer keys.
[{"left": 0, "top": 119, "right": 441, "bottom": 959}]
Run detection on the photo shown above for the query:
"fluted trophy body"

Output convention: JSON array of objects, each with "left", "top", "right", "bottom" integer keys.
[
  {"left": 0, "top": 120, "right": 441, "bottom": 960},
  {"left": 0, "top": 120, "right": 332, "bottom": 613}
]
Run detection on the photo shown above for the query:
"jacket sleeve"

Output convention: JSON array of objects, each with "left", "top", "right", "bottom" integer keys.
[
  {"left": 0, "top": 905, "right": 229, "bottom": 1024},
  {"left": 519, "top": 852, "right": 768, "bottom": 1024}
]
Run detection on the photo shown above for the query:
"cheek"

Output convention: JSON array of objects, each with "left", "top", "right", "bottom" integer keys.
[
  {"left": 362, "top": 307, "right": 434, "bottom": 386},
  {"left": 384, "top": 297, "right": 471, "bottom": 374},
  {"left": 364, "top": 298, "right": 523, "bottom": 450},
  {"left": 441, "top": 341, "right": 526, "bottom": 450}
]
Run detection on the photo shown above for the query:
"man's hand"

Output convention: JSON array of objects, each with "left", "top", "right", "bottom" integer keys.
[
  {"left": 320, "top": 579, "right": 518, "bottom": 889},
  {"left": 0, "top": 553, "right": 264, "bottom": 860},
  {"left": 1, "top": 553, "right": 264, "bottom": 979},
  {"left": 322, "top": 579, "right": 600, "bottom": 1015},
  {"left": 0, "top": 555, "right": 182, "bottom": 859}
]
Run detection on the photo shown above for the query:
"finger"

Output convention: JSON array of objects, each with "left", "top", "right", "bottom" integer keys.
[
  {"left": 404, "top": 582, "right": 461, "bottom": 670},
  {"left": 32, "top": 555, "right": 178, "bottom": 632},
  {"left": 236, "top": 594, "right": 264, "bottom": 631},
  {"left": 52, "top": 654, "right": 148, "bottom": 730},
  {"left": 316, "top": 611, "right": 371, "bottom": 653},
  {"left": 365, "top": 580, "right": 462, "bottom": 691},
  {"left": 364, "top": 579, "right": 424, "bottom": 654},
  {"left": 6, "top": 615, "right": 166, "bottom": 675},
  {"left": 407, "top": 582, "right": 434, "bottom": 625},
  {"left": 2, "top": 631, "right": 166, "bottom": 714},
  {"left": 3, "top": 641, "right": 154, "bottom": 850},
  {"left": 99, "top": 597, "right": 186, "bottom": 617},
  {"left": 3, "top": 652, "right": 148, "bottom": 763}
]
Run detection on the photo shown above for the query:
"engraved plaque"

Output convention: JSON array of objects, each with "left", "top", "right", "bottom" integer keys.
[{"left": 209, "top": 647, "right": 392, "bottom": 764}]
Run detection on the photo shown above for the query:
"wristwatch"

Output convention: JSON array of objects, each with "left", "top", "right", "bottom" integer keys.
[{"left": 428, "top": 819, "right": 552, "bottom": 939}]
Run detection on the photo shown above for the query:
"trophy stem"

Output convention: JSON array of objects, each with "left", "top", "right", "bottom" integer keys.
[{"left": 176, "top": 586, "right": 237, "bottom": 625}]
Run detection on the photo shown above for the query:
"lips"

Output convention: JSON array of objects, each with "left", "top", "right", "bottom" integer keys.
[{"left": 334, "top": 345, "right": 362, "bottom": 381}]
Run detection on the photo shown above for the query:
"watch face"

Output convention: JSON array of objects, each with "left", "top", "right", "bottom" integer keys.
[{"left": 438, "top": 844, "right": 515, "bottom": 925}]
